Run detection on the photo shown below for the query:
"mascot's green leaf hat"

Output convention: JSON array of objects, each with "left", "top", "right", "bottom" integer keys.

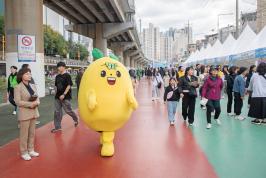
[{"left": 92, "top": 48, "right": 119, "bottom": 61}]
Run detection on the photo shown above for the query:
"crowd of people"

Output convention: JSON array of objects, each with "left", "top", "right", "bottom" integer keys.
[
  {"left": 144, "top": 63, "right": 266, "bottom": 129},
  {"left": 5, "top": 61, "right": 266, "bottom": 161}
]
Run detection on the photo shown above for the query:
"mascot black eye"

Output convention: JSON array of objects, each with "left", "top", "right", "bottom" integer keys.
[
  {"left": 101, "top": 70, "right": 106, "bottom": 77},
  {"left": 116, "top": 71, "right": 121, "bottom": 77}
]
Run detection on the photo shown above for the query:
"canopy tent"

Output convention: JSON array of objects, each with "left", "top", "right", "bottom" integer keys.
[
  {"left": 208, "top": 40, "right": 223, "bottom": 59},
  {"left": 233, "top": 25, "right": 256, "bottom": 54},
  {"left": 184, "top": 25, "right": 266, "bottom": 65},
  {"left": 250, "top": 25, "right": 266, "bottom": 50}
]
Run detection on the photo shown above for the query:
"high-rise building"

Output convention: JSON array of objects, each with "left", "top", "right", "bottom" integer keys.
[
  {"left": 160, "top": 32, "right": 173, "bottom": 63},
  {"left": 154, "top": 27, "right": 160, "bottom": 61},
  {"left": 257, "top": 0, "right": 266, "bottom": 32},
  {"left": 171, "top": 26, "right": 192, "bottom": 62},
  {"left": 142, "top": 23, "right": 155, "bottom": 60}
]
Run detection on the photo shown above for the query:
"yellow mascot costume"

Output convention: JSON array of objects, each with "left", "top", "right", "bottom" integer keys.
[{"left": 78, "top": 49, "right": 138, "bottom": 157}]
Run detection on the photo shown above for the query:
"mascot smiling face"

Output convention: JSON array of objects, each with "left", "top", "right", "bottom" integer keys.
[{"left": 78, "top": 49, "right": 138, "bottom": 157}]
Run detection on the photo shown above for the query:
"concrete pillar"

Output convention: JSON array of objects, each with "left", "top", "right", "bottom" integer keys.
[
  {"left": 114, "top": 47, "right": 124, "bottom": 64},
  {"left": 124, "top": 54, "right": 130, "bottom": 67},
  {"left": 130, "top": 58, "right": 134, "bottom": 68},
  {"left": 94, "top": 23, "right": 107, "bottom": 56},
  {"left": 5, "top": 0, "right": 45, "bottom": 97}
]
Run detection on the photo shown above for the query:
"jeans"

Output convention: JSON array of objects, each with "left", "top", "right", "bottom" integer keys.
[
  {"left": 54, "top": 99, "right": 78, "bottom": 129},
  {"left": 234, "top": 92, "right": 243, "bottom": 116},
  {"left": 206, "top": 100, "right": 221, "bottom": 124},
  {"left": 167, "top": 101, "right": 178, "bottom": 122},
  {"left": 182, "top": 94, "right": 196, "bottom": 124}
]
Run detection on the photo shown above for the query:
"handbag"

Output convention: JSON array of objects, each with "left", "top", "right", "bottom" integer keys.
[{"left": 200, "top": 98, "right": 208, "bottom": 106}]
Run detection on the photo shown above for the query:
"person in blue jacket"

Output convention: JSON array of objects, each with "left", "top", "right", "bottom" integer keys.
[{"left": 233, "top": 67, "right": 249, "bottom": 121}]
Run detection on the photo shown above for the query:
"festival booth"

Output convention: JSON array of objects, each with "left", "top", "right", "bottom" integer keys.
[{"left": 184, "top": 25, "right": 265, "bottom": 66}]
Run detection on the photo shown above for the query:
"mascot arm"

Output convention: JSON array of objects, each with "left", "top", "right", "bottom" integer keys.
[
  {"left": 126, "top": 90, "right": 138, "bottom": 110},
  {"left": 87, "top": 89, "right": 97, "bottom": 111}
]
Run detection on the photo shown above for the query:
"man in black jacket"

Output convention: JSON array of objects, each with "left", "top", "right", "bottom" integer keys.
[{"left": 179, "top": 67, "right": 199, "bottom": 126}]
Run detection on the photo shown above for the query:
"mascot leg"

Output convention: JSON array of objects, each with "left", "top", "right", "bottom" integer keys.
[{"left": 101, "top": 131, "right": 115, "bottom": 157}]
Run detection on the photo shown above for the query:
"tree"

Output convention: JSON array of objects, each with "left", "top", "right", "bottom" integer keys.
[
  {"left": 0, "top": 16, "right": 4, "bottom": 36},
  {"left": 69, "top": 42, "right": 89, "bottom": 61},
  {"left": 44, "top": 25, "right": 69, "bottom": 57}
]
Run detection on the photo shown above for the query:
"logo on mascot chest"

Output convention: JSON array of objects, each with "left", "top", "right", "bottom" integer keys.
[{"left": 101, "top": 62, "right": 121, "bottom": 86}]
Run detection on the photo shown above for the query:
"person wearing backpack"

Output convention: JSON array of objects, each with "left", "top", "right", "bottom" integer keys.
[
  {"left": 7, "top": 66, "right": 18, "bottom": 115},
  {"left": 164, "top": 77, "right": 181, "bottom": 126}
]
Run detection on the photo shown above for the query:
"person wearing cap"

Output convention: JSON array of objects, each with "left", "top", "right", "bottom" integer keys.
[
  {"left": 202, "top": 67, "right": 223, "bottom": 129},
  {"left": 7, "top": 66, "right": 18, "bottom": 115},
  {"left": 51, "top": 62, "right": 79, "bottom": 133},
  {"left": 233, "top": 67, "right": 249, "bottom": 121}
]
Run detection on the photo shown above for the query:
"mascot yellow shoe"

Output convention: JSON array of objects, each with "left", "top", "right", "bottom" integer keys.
[{"left": 78, "top": 49, "right": 138, "bottom": 157}]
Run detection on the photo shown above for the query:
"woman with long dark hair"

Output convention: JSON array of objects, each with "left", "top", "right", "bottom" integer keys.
[
  {"left": 227, "top": 66, "right": 238, "bottom": 116},
  {"left": 164, "top": 77, "right": 181, "bottom": 126},
  {"left": 248, "top": 63, "right": 266, "bottom": 125},
  {"left": 179, "top": 67, "right": 199, "bottom": 126}
]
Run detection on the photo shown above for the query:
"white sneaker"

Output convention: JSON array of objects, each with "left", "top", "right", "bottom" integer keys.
[
  {"left": 189, "top": 123, "right": 193, "bottom": 127},
  {"left": 211, "top": 112, "right": 215, "bottom": 116},
  {"left": 12, "top": 111, "right": 17, "bottom": 115},
  {"left": 228, "top": 113, "right": 235, "bottom": 116},
  {"left": 202, "top": 106, "right": 207, "bottom": 110},
  {"left": 170, "top": 121, "right": 175, "bottom": 126},
  {"left": 29, "top": 151, "right": 39, "bottom": 157},
  {"left": 35, "top": 121, "right": 40, "bottom": 125},
  {"left": 237, "top": 115, "right": 246, "bottom": 121},
  {"left": 216, "top": 119, "right": 221, "bottom": 125},
  {"left": 21, "top": 153, "right": 31, "bottom": 161},
  {"left": 206, "top": 123, "right": 212, "bottom": 129}
]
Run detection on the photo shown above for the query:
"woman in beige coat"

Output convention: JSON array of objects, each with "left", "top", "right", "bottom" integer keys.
[{"left": 14, "top": 68, "right": 40, "bottom": 161}]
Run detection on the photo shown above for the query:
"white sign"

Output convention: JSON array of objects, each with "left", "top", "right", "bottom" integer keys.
[{"left": 18, "top": 35, "right": 36, "bottom": 62}]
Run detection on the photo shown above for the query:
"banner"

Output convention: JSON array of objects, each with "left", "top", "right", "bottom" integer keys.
[{"left": 18, "top": 35, "right": 36, "bottom": 62}]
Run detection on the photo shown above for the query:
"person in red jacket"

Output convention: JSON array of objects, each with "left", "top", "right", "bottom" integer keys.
[{"left": 202, "top": 67, "right": 223, "bottom": 129}]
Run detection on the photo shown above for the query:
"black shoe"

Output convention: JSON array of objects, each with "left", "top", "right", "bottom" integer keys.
[
  {"left": 261, "top": 120, "right": 266, "bottom": 125},
  {"left": 251, "top": 119, "right": 261, "bottom": 125},
  {"left": 51, "top": 128, "right": 62, "bottom": 133},
  {"left": 74, "top": 121, "right": 79, "bottom": 127}
]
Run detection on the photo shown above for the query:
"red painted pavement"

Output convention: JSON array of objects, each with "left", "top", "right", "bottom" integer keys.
[{"left": 0, "top": 80, "right": 218, "bottom": 178}]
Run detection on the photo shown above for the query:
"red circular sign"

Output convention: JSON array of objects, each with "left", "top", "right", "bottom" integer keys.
[{"left": 22, "top": 36, "right": 32, "bottom": 46}]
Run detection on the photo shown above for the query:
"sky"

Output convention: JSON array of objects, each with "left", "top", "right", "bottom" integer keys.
[{"left": 135, "top": 0, "right": 257, "bottom": 40}]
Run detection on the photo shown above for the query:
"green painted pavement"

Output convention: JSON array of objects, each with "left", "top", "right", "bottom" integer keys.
[
  {"left": 186, "top": 97, "right": 266, "bottom": 178},
  {"left": 0, "top": 89, "right": 78, "bottom": 146}
]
